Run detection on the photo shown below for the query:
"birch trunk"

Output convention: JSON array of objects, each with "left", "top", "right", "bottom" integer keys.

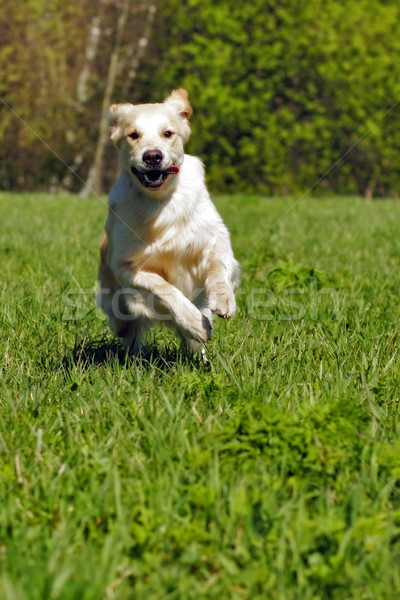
[
  {"left": 80, "top": 0, "right": 130, "bottom": 197},
  {"left": 120, "top": 4, "right": 157, "bottom": 99},
  {"left": 76, "top": 13, "right": 102, "bottom": 104}
]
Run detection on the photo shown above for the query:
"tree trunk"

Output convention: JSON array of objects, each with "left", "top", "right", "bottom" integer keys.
[
  {"left": 76, "top": 12, "right": 102, "bottom": 104},
  {"left": 80, "top": 0, "right": 130, "bottom": 197},
  {"left": 120, "top": 3, "right": 157, "bottom": 99}
]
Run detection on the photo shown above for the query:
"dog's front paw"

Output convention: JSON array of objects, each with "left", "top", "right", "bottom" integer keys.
[
  {"left": 177, "top": 304, "right": 213, "bottom": 343},
  {"left": 208, "top": 284, "right": 236, "bottom": 319},
  {"left": 200, "top": 313, "right": 213, "bottom": 342},
  {"left": 188, "top": 313, "right": 212, "bottom": 343}
]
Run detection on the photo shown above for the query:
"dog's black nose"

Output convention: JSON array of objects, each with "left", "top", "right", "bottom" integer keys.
[{"left": 143, "top": 149, "right": 163, "bottom": 166}]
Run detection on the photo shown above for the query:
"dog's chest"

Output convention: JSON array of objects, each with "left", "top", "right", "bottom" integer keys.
[
  {"left": 143, "top": 233, "right": 203, "bottom": 281},
  {"left": 144, "top": 199, "right": 204, "bottom": 256},
  {"left": 141, "top": 210, "right": 206, "bottom": 290}
]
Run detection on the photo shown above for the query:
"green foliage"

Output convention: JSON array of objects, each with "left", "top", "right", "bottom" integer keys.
[
  {"left": 2, "top": 0, "right": 400, "bottom": 195},
  {"left": 151, "top": 0, "right": 400, "bottom": 195},
  {"left": 1, "top": 192, "right": 400, "bottom": 597}
]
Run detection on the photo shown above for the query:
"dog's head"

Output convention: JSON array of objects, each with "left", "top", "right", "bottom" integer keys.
[{"left": 108, "top": 89, "right": 192, "bottom": 194}]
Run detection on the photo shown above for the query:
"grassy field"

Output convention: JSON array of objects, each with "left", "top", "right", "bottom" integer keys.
[{"left": 1, "top": 192, "right": 400, "bottom": 599}]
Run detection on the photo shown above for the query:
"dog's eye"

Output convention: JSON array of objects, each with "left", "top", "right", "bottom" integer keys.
[
  {"left": 164, "top": 130, "right": 174, "bottom": 138},
  {"left": 128, "top": 132, "right": 139, "bottom": 140}
]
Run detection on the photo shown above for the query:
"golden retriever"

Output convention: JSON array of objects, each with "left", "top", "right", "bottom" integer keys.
[{"left": 97, "top": 89, "right": 240, "bottom": 354}]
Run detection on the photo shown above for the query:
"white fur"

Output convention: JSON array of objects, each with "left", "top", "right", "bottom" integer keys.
[{"left": 97, "top": 89, "right": 240, "bottom": 354}]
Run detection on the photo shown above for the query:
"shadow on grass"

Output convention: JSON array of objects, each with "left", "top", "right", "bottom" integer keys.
[{"left": 62, "top": 336, "right": 205, "bottom": 372}]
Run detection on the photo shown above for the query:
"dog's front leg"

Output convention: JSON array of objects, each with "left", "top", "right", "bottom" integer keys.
[
  {"left": 116, "top": 268, "right": 213, "bottom": 344},
  {"left": 206, "top": 264, "right": 236, "bottom": 318},
  {"left": 204, "top": 245, "right": 240, "bottom": 319}
]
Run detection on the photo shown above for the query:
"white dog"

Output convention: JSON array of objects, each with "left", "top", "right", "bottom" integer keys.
[{"left": 97, "top": 89, "right": 240, "bottom": 354}]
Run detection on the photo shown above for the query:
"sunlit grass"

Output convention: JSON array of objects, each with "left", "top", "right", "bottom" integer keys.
[{"left": 1, "top": 192, "right": 400, "bottom": 599}]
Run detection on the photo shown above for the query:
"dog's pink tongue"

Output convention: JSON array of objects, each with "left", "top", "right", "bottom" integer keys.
[{"left": 166, "top": 164, "right": 179, "bottom": 174}]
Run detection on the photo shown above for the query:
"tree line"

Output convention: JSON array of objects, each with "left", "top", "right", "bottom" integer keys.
[{"left": 1, "top": 0, "right": 400, "bottom": 197}]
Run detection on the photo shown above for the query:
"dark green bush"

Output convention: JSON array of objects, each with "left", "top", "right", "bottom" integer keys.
[{"left": 148, "top": 0, "right": 400, "bottom": 196}]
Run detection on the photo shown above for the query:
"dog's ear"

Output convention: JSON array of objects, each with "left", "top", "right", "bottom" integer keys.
[
  {"left": 107, "top": 103, "right": 134, "bottom": 148},
  {"left": 164, "top": 89, "right": 192, "bottom": 142},
  {"left": 164, "top": 89, "right": 193, "bottom": 120}
]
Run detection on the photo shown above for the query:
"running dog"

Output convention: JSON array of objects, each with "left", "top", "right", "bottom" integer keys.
[{"left": 97, "top": 89, "right": 240, "bottom": 354}]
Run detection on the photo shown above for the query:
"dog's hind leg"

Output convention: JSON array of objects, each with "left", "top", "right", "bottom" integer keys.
[
  {"left": 107, "top": 311, "right": 150, "bottom": 355},
  {"left": 98, "top": 286, "right": 148, "bottom": 355},
  {"left": 120, "top": 317, "right": 149, "bottom": 355}
]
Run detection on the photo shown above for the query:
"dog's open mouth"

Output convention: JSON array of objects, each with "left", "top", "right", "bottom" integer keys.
[{"left": 131, "top": 165, "right": 179, "bottom": 190}]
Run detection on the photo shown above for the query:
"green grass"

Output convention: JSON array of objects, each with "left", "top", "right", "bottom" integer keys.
[{"left": 1, "top": 192, "right": 400, "bottom": 599}]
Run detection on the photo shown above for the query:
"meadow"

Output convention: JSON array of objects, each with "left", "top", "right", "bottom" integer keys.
[{"left": 1, "top": 192, "right": 400, "bottom": 599}]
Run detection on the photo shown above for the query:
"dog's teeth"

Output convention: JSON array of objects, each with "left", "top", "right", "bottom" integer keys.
[{"left": 144, "top": 173, "right": 162, "bottom": 183}]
